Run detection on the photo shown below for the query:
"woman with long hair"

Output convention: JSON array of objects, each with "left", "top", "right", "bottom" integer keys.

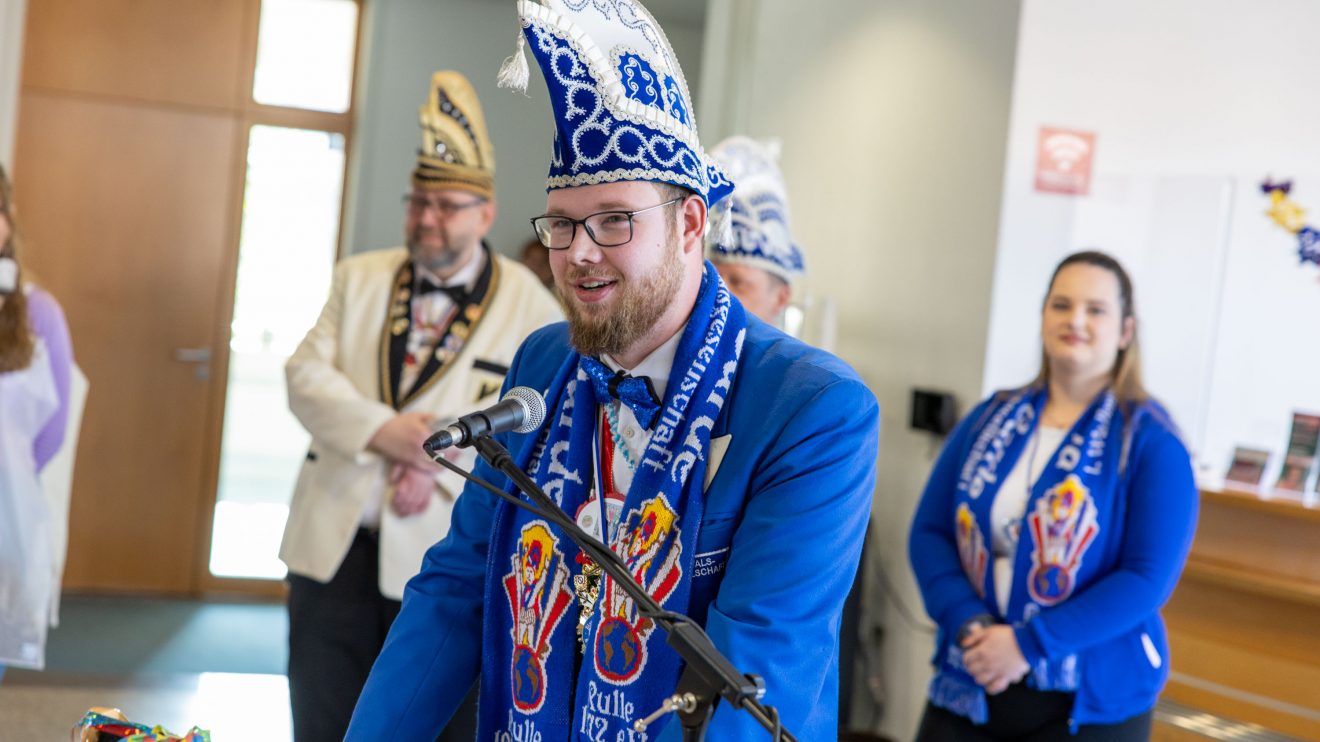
[
  {"left": 909, "top": 251, "right": 1199, "bottom": 740},
  {"left": 0, "top": 163, "right": 74, "bottom": 676}
]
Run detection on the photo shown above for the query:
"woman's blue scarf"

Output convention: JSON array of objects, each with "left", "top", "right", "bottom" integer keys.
[
  {"left": 479, "top": 262, "right": 747, "bottom": 741},
  {"left": 931, "top": 385, "right": 1120, "bottom": 723}
]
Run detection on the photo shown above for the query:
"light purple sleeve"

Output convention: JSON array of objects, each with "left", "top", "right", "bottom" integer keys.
[{"left": 26, "top": 287, "right": 74, "bottom": 472}]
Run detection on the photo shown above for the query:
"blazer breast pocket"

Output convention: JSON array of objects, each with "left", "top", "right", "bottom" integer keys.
[
  {"left": 693, "top": 515, "right": 737, "bottom": 582},
  {"left": 688, "top": 514, "right": 738, "bottom": 623},
  {"left": 468, "top": 358, "right": 509, "bottom": 403}
]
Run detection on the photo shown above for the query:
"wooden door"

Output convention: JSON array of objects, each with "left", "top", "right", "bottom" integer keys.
[
  {"left": 12, "top": 0, "right": 257, "bottom": 594},
  {"left": 14, "top": 94, "right": 240, "bottom": 592},
  {"left": 13, "top": 0, "right": 359, "bottom": 595}
]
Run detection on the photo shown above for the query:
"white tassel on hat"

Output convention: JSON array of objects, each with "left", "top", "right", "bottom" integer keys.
[
  {"left": 497, "top": 30, "right": 530, "bottom": 94},
  {"left": 710, "top": 198, "right": 734, "bottom": 247}
]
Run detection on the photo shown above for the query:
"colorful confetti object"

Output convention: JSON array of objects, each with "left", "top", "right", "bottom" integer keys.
[
  {"left": 1265, "top": 189, "right": 1308, "bottom": 232},
  {"left": 1261, "top": 178, "right": 1320, "bottom": 270},
  {"left": 1260, "top": 177, "right": 1292, "bottom": 196},
  {"left": 1299, "top": 226, "right": 1320, "bottom": 267},
  {"left": 73, "top": 710, "right": 212, "bottom": 742}
]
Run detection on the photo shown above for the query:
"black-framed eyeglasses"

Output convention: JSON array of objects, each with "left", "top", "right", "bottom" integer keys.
[
  {"left": 403, "top": 193, "right": 484, "bottom": 217},
  {"left": 529, "top": 197, "right": 683, "bottom": 249}
]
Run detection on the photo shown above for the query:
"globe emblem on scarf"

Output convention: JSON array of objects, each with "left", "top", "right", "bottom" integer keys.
[
  {"left": 505, "top": 522, "right": 575, "bottom": 713},
  {"left": 1026, "top": 475, "right": 1100, "bottom": 606},
  {"left": 596, "top": 617, "right": 643, "bottom": 680},
  {"left": 1033, "top": 564, "right": 1070, "bottom": 601},
  {"left": 511, "top": 647, "right": 545, "bottom": 710},
  {"left": 594, "top": 496, "right": 683, "bottom": 684}
]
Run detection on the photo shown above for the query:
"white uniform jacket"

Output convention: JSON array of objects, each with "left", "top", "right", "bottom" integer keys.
[{"left": 279, "top": 247, "right": 562, "bottom": 598}]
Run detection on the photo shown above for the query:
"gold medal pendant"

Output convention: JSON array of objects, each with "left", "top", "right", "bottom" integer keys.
[{"left": 573, "top": 559, "right": 602, "bottom": 653}]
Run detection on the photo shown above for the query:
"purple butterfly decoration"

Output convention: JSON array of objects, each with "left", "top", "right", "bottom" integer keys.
[{"left": 1261, "top": 177, "right": 1293, "bottom": 195}]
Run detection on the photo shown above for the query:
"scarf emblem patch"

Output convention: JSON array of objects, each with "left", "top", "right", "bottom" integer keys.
[
  {"left": 504, "top": 521, "right": 576, "bottom": 714},
  {"left": 1026, "top": 474, "right": 1099, "bottom": 606},
  {"left": 592, "top": 495, "right": 683, "bottom": 685}
]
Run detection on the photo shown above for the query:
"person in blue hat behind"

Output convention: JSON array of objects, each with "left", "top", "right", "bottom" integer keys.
[
  {"left": 347, "top": 2, "right": 880, "bottom": 739},
  {"left": 706, "top": 136, "right": 806, "bottom": 325}
]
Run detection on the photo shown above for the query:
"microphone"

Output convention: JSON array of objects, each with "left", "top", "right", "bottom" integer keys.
[{"left": 424, "top": 386, "right": 546, "bottom": 453}]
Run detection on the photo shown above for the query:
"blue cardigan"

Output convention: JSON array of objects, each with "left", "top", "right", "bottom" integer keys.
[
  {"left": 909, "top": 393, "right": 1199, "bottom": 727},
  {"left": 347, "top": 318, "right": 880, "bottom": 741}
]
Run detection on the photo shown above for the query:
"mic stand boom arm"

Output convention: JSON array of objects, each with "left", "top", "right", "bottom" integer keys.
[{"left": 432, "top": 434, "right": 795, "bottom": 742}]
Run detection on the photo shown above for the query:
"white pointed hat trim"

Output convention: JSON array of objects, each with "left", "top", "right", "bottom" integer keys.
[{"left": 710, "top": 251, "right": 800, "bottom": 285}]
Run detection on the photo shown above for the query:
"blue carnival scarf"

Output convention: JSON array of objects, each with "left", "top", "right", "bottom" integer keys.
[
  {"left": 480, "top": 263, "right": 747, "bottom": 742},
  {"left": 931, "top": 386, "right": 1119, "bottom": 723}
]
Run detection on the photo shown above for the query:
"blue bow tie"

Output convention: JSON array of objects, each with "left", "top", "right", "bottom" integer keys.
[{"left": 580, "top": 356, "right": 662, "bottom": 429}]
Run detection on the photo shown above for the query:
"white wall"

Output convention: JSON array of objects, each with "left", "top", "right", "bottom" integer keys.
[
  {"left": 0, "top": 0, "right": 28, "bottom": 167},
  {"left": 344, "top": 0, "right": 706, "bottom": 260},
  {"left": 984, "top": 0, "right": 1320, "bottom": 483},
  {"left": 699, "top": 1, "right": 1021, "bottom": 737}
]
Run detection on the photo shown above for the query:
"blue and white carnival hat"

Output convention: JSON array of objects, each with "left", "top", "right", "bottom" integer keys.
[
  {"left": 706, "top": 136, "right": 804, "bottom": 283},
  {"left": 498, "top": 0, "right": 733, "bottom": 210}
]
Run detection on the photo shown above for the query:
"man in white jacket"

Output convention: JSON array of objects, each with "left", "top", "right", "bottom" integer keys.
[{"left": 279, "top": 70, "right": 562, "bottom": 742}]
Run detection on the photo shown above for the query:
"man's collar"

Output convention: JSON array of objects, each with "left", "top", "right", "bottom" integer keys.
[
  {"left": 601, "top": 323, "right": 685, "bottom": 400},
  {"left": 414, "top": 243, "right": 485, "bottom": 290}
]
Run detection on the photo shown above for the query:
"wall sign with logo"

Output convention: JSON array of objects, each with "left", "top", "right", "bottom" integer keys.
[{"left": 1034, "top": 126, "right": 1096, "bottom": 195}]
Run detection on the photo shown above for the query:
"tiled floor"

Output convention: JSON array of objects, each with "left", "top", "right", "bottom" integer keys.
[
  {"left": 0, "top": 594, "right": 289, "bottom": 740},
  {"left": 42, "top": 595, "right": 287, "bottom": 676},
  {"left": 0, "top": 670, "right": 291, "bottom": 741},
  {"left": 0, "top": 597, "right": 1291, "bottom": 741}
]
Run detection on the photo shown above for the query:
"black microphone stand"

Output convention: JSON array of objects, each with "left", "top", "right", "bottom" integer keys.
[{"left": 431, "top": 434, "right": 795, "bottom": 741}]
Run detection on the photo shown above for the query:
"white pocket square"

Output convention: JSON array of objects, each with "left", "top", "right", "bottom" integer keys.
[{"left": 705, "top": 435, "right": 732, "bottom": 490}]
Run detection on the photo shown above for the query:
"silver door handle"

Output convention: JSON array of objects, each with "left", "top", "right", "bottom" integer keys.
[
  {"left": 174, "top": 347, "right": 212, "bottom": 379},
  {"left": 174, "top": 348, "right": 212, "bottom": 363}
]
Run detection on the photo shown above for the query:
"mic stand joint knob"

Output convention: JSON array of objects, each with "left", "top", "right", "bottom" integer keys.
[{"left": 633, "top": 692, "right": 697, "bottom": 733}]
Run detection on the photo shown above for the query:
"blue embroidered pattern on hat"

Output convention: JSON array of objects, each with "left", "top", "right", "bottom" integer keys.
[
  {"left": 513, "top": 0, "right": 732, "bottom": 207},
  {"left": 707, "top": 136, "right": 805, "bottom": 282}
]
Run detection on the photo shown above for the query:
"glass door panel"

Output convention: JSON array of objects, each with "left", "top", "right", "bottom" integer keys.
[{"left": 210, "top": 125, "right": 344, "bottom": 579}]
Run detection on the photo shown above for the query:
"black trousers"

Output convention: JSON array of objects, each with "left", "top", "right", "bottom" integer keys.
[
  {"left": 838, "top": 524, "right": 869, "bottom": 732},
  {"left": 287, "top": 528, "right": 478, "bottom": 741},
  {"left": 915, "top": 683, "right": 1153, "bottom": 742}
]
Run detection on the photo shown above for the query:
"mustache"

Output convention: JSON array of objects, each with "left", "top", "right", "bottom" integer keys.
[{"left": 560, "top": 268, "right": 619, "bottom": 283}]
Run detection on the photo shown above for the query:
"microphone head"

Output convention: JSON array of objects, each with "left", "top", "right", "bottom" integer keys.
[{"left": 505, "top": 386, "right": 546, "bottom": 434}]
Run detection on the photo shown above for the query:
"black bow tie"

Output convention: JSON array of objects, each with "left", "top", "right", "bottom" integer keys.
[{"left": 416, "top": 278, "right": 469, "bottom": 304}]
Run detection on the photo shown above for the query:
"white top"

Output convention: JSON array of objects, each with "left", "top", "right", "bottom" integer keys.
[
  {"left": 990, "top": 425, "right": 1066, "bottom": 615},
  {"left": 576, "top": 325, "right": 685, "bottom": 542},
  {"left": 398, "top": 249, "right": 486, "bottom": 392},
  {"left": 363, "top": 248, "right": 486, "bottom": 529}
]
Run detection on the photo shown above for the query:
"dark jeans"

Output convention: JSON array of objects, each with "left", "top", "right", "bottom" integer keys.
[
  {"left": 287, "top": 528, "right": 478, "bottom": 741},
  {"left": 915, "top": 682, "right": 1153, "bottom": 741}
]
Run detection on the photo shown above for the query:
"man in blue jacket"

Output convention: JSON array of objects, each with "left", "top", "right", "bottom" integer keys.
[{"left": 346, "top": 2, "right": 880, "bottom": 739}]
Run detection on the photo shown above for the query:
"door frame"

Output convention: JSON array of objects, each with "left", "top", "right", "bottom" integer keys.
[{"left": 192, "top": 0, "right": 366, "bottom": 598}]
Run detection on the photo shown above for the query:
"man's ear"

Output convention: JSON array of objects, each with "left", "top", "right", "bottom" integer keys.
[
  {"left": 680, "top": 196, "right": 706, "bottom": 256},
  {"left": 772, "top": 279, "right": 792, "bottom": 316},
  {"left": 479, "top": 199, "right": 498, "bottom": 233}
]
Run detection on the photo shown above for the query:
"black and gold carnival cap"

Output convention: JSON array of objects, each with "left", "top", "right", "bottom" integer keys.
[{"left": 412, "top": 70, "right": 496, "bottom": 200}]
